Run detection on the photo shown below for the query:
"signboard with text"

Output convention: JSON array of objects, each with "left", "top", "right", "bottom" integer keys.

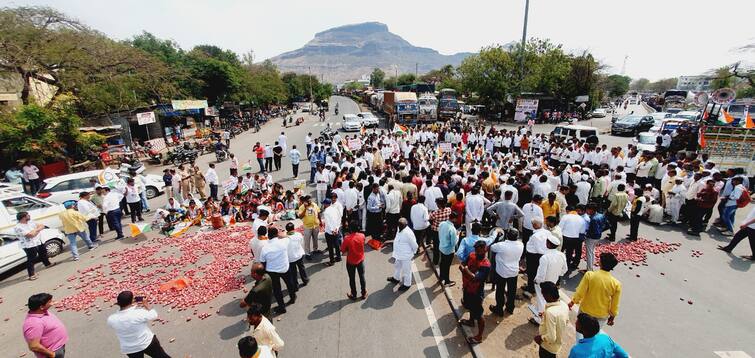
[
  {"left": 514, "top": 99, "right": 539, "bottom": 122},
  {"left": 136, "top": 111, "right": 156, "bottom": 125}
]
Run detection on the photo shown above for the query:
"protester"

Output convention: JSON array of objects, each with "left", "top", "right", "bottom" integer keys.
[
  {"left": 246, "top": 304, "right": 284, "bottom": 353},
  {"left": 285, "top": 222, "right": 308, "bottom": 288},
  {"left": 58, "top": 201, "right": 98, "bottom": 260},
  {"left": 387, "top": 218, "right": 418, "bottom": 291},
  {"left": 259, "top": 227, "right": 296, "bottom": 314},
  {"left": 107, "top": 291, "right": 171, "bottom": 358},
  {"left": 240, "top": 263, "right": 273, "bottom": 317},
  {"left": 23, "top": 293, "right": 68, "bottom": 358},
  {"left": 341, "top": 221, "right": 367, "bottom": 300},
  {"left": 570, "top": 313, "right": 629, "bottom": 358},
  {"left": 14, "top": 212, "right": 56, "bottom": 280},
  {"left": 488, "top": 228, "right": 522, "bottom": 316},
  {"left": 237, "top": 336, "right": 275, "bottom": 358},
  {"left": 569, "top": 252, "right": 622, "bottom": 338},
  {"left": 459, "top": 240, "right": 491, "bottom": 344},
  {"left": 534, "top": 282, "right": 569, "bottom": 358}
]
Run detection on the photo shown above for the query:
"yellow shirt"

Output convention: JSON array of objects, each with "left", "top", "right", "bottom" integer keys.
[
  {"left": 541, "top": 200, "right": 560, "bottom": 219},
  {"left": 539, "top": 301, "right": 570, "bottom": 354},
  {"left": 59, "top": 208, "right": 88, "bottom": 234},
  {"left": 572, "top": 270, "right": 622, "bottom": 318},
  {"left": 298, "top": 204, "right": 320, "bottom": 229}
]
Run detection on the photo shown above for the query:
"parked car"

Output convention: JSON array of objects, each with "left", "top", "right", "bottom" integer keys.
[
  {"left": 611, "top": 115, "right": 655, "bottom": 136},
  {"left": 632, "top": 132, "right": 658, "bottom": 153},
  {"left": 590, "top": 108, "right": 608, "bottom": 118},
  {"left": 341, "top": 114, "right": 362, "bottom": 132},
  {"left": 0, "top": 188, "right": 67, "bottom": 274},
  {"left": 356, "top": 112, "right": 380, "bottom": 128},
  {"left": 671, "top": 111, "right": 701, "bottom": 121},
  {"left": 37, "top": 170, "right": 165, "bottom": 204},
  {"left": 552, "top": 124, "right": 599, "bottom": 141}
]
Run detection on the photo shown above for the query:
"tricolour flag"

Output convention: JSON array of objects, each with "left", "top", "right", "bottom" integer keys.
[
  {"left": 129, "top": 223, "right": 152, "bottom": 237},
  {"left": 169, "top": 221, "right": 193, "bottom": 237},
  {"left": 393, "top": 124, "right": 407, "bottom": 134},
  {"left": 719, "top": 109, "right": 735, "bottom": 124}
]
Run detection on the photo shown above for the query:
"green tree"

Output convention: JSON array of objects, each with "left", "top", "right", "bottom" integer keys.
[
  {"left": 710, "top": 67, "right": 734, "bottom": 90},
  {"left": 648, "top": 78, "right": 678, "bottom": 93},
  {"left": 631, "top": 78, "right": 650, "bottom": 91},
  {"left": 603, "top": 75, "right": 631, "bottom": 97},
  {"left": 396, "top": 73, "right": 416, "bottom": 86},
  {"left": 370, "top": 68, "right": 385, "bottom": 88},
  {"left": 458, "top": 45, "right": 518, "bottom": 110}
]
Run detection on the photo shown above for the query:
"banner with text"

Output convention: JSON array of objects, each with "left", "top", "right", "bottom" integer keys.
[{"left": 514, "top": 99, "right": 539, "bottom": 122}]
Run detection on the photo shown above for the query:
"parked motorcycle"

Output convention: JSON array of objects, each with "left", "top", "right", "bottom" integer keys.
[
  {"left": 146, "top": 148, "right": 162, "bottom": 165},
  {"left": 165, "top": 148, "right": 198, "bottom": 166},
  {"left": 319, "top": 127, "right": 337, "bottom": 142},
  {"left": 215, "top": 149, "right": 228, "bottom": 162}
]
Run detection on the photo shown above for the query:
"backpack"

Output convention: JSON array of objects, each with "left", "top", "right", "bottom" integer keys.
[{"left": 736, "top": 188, "right": 750, "bottom": 208}]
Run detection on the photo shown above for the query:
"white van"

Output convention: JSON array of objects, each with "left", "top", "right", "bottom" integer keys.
[
  {"left": 0, "top": 188, "right": 67, "bottom": 274},
  {"left": 551, "top": 124, "right": 599, "bottom": 140}
]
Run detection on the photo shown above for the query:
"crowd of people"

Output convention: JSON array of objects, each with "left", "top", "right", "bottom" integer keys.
[{"left": 17, "top": 111, "right": 755, "bottom": 357}]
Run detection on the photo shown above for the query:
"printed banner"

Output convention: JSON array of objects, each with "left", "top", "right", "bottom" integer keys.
[
  {"left": 136, "top": 111, "right": 156, "bottom": 125},
  {"left": 514, "top": 99, "right": 539, "bottom": 122},
  {"left": 172, "top": 100, "right": 209, "bottom": 110}
]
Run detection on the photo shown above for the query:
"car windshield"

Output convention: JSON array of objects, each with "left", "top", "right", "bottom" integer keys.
[
  {"left": 618, "top": 116, "right": 642, "bottom": 124},
  {"left": 638, "top": 134, "right": 656, "bottom": 144},
  {"left": 580, "top": 130, "right": 597, "bottom": 137},
  {"left": 672, "top": 114, "right": 697, "bottom": 120}
]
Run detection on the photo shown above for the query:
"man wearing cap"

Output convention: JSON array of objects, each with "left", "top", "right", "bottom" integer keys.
[
  {"left": 58, "top": 201, "right": 97, "bottom": 260},
  {"left": 530, "top": 234, "right": 567, "bottom": 324}
]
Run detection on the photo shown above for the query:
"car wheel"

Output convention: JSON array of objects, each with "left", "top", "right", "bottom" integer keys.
[
  {"left": 145, "top": 186, "right": 159, "bottom": 199},
  {"left": 45, "top": 239, "right": 64, "bottom": 257}
]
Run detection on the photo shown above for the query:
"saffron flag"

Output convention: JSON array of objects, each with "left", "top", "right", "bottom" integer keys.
[
  {"left": 743, "top": 107, "right": 754, "bottom": 129},
  {"left": 129, "top": 223, "right": 152, "bottom": 237},
  {"left": 719, "top": 109, "right": 735, "bottom": 124},
  {"left": 698, "top": 126, "right": 706, "bottom": 148}
]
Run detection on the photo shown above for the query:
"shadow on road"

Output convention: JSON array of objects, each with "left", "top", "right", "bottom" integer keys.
[
  {"left": 218, "top": 319, "right": 249, "bottom": 341},
  {"left": 360, "top": 281, "right": 407, "bottom": 310},
  {"left": 504, "top": 322, "right": 538, "bottom": 351},
  {"left": 307, "top": 298, "right": 349, "bottom": 320},
  {"left": 217, "top": 298, "right": 245, "bottom": 317}
]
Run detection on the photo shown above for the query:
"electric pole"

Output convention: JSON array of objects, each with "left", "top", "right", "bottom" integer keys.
[
  {"left": 621, "top": 55, "right": 629, "bottom": 75},
  {"left": 519, "top": 0, "right": 530, "bottom": 89}
]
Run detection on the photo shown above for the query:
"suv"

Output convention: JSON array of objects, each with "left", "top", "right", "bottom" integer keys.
[
  {"left": 356, "top": 112, "right": 380, "bottom": 128},
  {"left": 552, "top": 124, "right": 599, "bottom": 141},
  {"left": 611, "top": 115, "right": 655, "bottom": 136},
  {"left": 0, "top": 188, "right": 67, "bottom": 274},
  {"left": 37, "top": 170, "right": 164, "bottom": 204}
]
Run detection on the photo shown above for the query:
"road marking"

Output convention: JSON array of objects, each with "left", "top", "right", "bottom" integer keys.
[
  {"left": 412, "top": 262, "right": 450, "bottom": 358},
  {"left": 715, "top": 352, "right": 752, "bottom": 358}
]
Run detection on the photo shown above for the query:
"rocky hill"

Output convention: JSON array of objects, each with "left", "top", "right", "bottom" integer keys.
[{"left": 269, "top": 22, "right": 473, "bottom": 84}]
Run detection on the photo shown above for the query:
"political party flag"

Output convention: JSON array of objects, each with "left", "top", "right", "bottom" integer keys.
[
  {"left": 169, "top": 221, "right": 192, "bottom": 237},
  {"left": 129, "top": 223, "right": 152, "bottom": 237},
  {"left": 743, "top": 107, "right": 754, "bottom": 129},
  {"left": 393, "top": 123, "right": 407, "bottom": 134},
  {"left": 698, "top": 125, "right": 706, "bottom": 148},
  {"left": 718, "top": 109, "right": 735, "bottom": 124}
]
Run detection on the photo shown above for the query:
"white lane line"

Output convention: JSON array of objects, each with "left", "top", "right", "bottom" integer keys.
[
  {"left": 714, "top": 352, "right": 752, "bottom": 358},
  {"left": 412, "top": 261, "right": 450, "bottom": 358}
]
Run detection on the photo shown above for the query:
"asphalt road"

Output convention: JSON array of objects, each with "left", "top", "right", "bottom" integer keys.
[
  {"left": 1, "top": 97, "right": 753, "bottom": 358},
  {"left": 0, "top": 96, "right": 470, "bottom": 358}
]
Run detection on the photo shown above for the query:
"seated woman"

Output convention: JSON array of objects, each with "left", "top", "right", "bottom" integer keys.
[{"left": 184, "top": 199, "right": 202, "bottom": 222}]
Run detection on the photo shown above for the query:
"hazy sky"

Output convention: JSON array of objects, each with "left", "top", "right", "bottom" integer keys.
[{"left": 8, "top": 0, "right": 755, "bottom": 80}]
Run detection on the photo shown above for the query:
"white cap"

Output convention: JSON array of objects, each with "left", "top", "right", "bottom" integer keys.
[
  {"left": 581, "top": 174, "right": 589, "bottom": 181},
  {"left": 547, "top": 234, "right": 561, "bottom": 246}
]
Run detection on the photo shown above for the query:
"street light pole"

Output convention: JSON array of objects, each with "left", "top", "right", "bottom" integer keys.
[{"left": 519, "top": 0, "right": 530, "bottom": 86}]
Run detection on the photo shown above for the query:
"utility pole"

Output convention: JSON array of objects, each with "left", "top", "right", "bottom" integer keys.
[
  {"left": 519, "top": 0, "right": 530, "bottom": 89},
  {"left": 621, "top": 55, "right": 629, "bottom": 75},
  {"left": 308, "top": 66, "right": 313, "bottom": 111},
  {"left": 415, "top": 63, "right": 418, "bottom": 79}
]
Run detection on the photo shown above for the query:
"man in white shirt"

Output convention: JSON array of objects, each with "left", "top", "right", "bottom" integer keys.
[
  {"left": 205, "top": 163, "right": 220, "bottom": 201},
  {"left": 107, "top": 291, "right": 172, "bottom": 357},
  {"left": 465, "top": 187, "right": 490, "bottom": 234},
  {"left": 387, "top": 219, "right": 418, "bottom": 290},
  {"left": 489, "top": 228, "right": 523, "bottom": 316},
  {"left": 259, "top": 227, "right": 296, "bottom": 314},
  {"left": 314, "top": 165, "right": 328, "bottom": 205},
  {"left": 102, "top": 187, "right": 125, "bottom": 239},
  {"left": 525, "top": 219, "right": 550, "bottom": 294},
  {"left": 559, "top": 208, "right": 587, "bottom": 269},
  {"left": 321, "top": 198, "right": 343, "bottom": 266},
  {"left": 237, "top": 336, "right": 275, "bottom": 358},
  {"left": 423, "top": 180, "right": 443, "bottom": 211},
  {"left": 522, "top": 195, "right": 545, "bottom": 246},
  {"left": 14, "top": 212, "right": 55, "bottom": 280},
  {"left": 246, "top": 304, "right": 285, "bottom": 353},
  {"left": 284, "top": 223, "right": 308, "bottom": 289},
  {"left": 305, "top": 133, "right": 313, "bottom": 157},
  {"left": 278, "top": 132, "right": 288, "bottom": 155},
  {"left": 76, "top": 191, "right": 101, "bottom": 243},
  {"left": 384, "top": 185, "right": 403, "bottom": 239},
  {"left": 531, "top": 236, "right": 567, "bottom": 324},
  {"left": 410, "top": 196, "right": 430, "bottom": 250}
]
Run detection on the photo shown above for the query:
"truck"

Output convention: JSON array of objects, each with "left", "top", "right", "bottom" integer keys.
[
  {"left": 383, "top": 91, "right": 418, "bottom": 124},
  {"left": 662, "top": 89, "right": 695, "bottom": 113},
  {"left": 699, "top": 126, "right": 755, "bottom": 176},
  {"left": 417, "top": 93, "right": 438, "bottom": 121},
  {"left": 437, "top": 88, "right": 460, "bottom": 120}
]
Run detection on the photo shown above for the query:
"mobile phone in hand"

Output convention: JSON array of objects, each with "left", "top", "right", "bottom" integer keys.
[{"left": 135, "top": 296, "right": 144, "bottom": 303}]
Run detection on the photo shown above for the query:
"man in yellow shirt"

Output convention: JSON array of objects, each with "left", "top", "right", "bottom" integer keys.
[
  {"left": 535, "top": 282, "right": 569, "bottom": 358},
  {"left": 569, "top": 252, "right": 622, "bottom": 338},
  {"left": 540, "top": 192, "right": 561, "bottom": 220},
  {"left": 297, "top": 195, "right": 321, "bottom": 260},
  {"left": 58, "top": 202, "right": 97, "bottom": 260}
]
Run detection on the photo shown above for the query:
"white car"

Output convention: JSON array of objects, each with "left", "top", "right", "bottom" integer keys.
[
  {"left": 341, "top": 114, "right": 362, "bottom": 132},
  {"left": 356, "top": 112, "right": 380, "bottom": 128},
  {"left": 0, "top": 189, "right": 67, "bottom": 274},
  {"left": 632, "top": 132, "right": 658, "bottom": 153},
  {"left": 37, "top": 170, "right": 165, "bottom": 204},
  {"left": 590, "top": 108, "right": 608, "bottom": 118},
  {"left": 672, "top": 111, "right": 700, "bottom": 121}
]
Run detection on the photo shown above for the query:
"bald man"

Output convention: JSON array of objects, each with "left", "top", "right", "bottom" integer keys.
[
  {"left": 387, "top": 218, "right": 418, "bottom": 290},
  {"left": 240, "top": 263, "right": 273, "bottom": 317}
]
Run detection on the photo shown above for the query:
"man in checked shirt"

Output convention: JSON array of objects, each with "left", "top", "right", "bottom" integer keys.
[{"left": 428, "top": 198, "right": 452, "bottom": 265}]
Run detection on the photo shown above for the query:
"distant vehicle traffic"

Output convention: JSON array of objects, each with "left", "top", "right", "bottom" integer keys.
[
  {"left": 417, "top": 94, "right": 438, "bottom": 121},
  {"left": 437, "top": 88, "right": 460, "bottom": 121},
  {"left": 356, "top": 112, "right": 379, "bottom": 128},
  {"left": 382, "top": 91, "right": 418, "bottom": 124},
  {"left": 590, "top": 108, "right": 608, "bottom": 118},
  {"left": 662, "top": 90, "right": 694, "bottom": 112},
  {"left": 611, "top": 115, "right": 655, "bottom": 136},
  {"left": 341, "top": 114, "right": 362, "bottom": 131},
  {"left": 632, "top": 132, "right": 658, "bottom": 153},
  {"left": 671, "top": 111, "right": 700, "bottom": 121},
  {"left": 552, "top": 124, "right": 599, "bottom": 141}
]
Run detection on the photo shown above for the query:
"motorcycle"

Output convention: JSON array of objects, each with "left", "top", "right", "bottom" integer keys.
[
  {"left": 215, "top": 149, "right": 228, "bottom": 162},
  {"left": 146, "top": 148, "right": 162, "bottom": 165},
  {"left": 334, "top": 108, "right": 339, "bottom": 115},
  {"left": 165, "top": 148, "right": 198, "bottom": 166},
  {"left": 319, "top": 127, "right": 337, "bottom": 142}
]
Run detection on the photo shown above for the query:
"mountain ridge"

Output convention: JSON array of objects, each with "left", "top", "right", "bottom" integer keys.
[{"left": 269, "top": 22, "right": 473, "bottom": 83}]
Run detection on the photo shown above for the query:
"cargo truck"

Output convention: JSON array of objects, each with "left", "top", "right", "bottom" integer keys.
[
  {"left": 437, "top": 88, "right": 460, "bottom": 120},
  {"left": 383, "top": 91, "right": 418, "bottom": 124}
]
